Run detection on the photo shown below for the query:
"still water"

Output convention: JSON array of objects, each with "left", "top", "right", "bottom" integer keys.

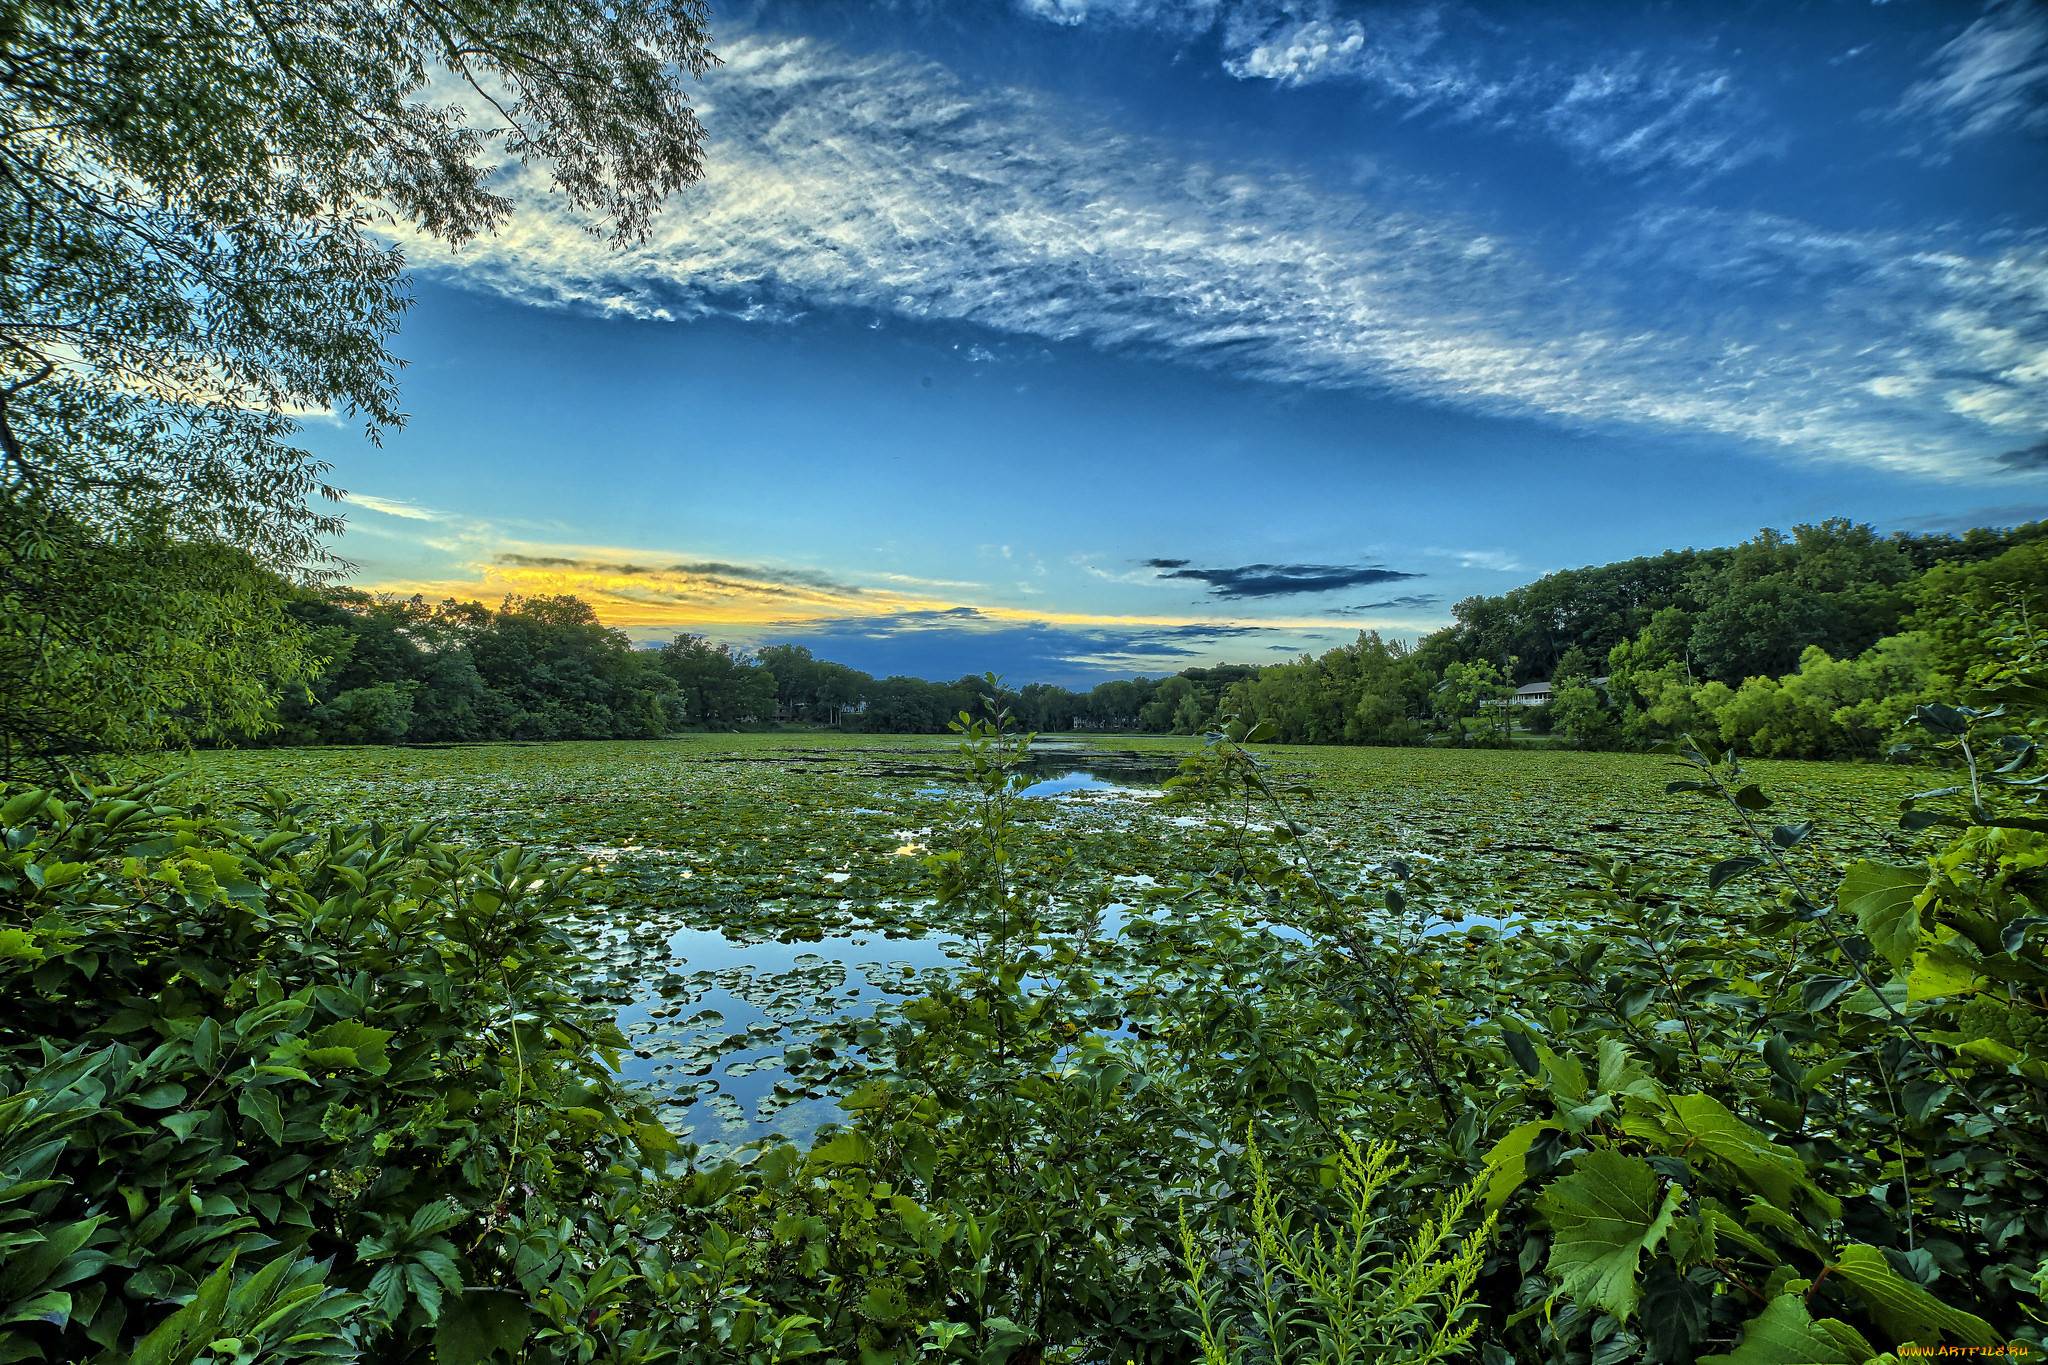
[{"left": 610, "top": 743, "right": 1173, "bottom": 1150}]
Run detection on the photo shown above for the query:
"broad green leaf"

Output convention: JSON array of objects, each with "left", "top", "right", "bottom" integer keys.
[
  {"left": 810, "top": 1131, "right": 874, "bottom": 1167},
  {"left": 1533, "top": 1039, "right": 1588, "bottom": 1100},
  {"left": 1597, "top": 1039, "right": 1661, "bottom": 1101},
  {"left": 1958, "top": 1037, "right": 2023, "bottom": 1066},
  {"left": 1906, "top": 944, "right": 1983, "bottom": 1001},
  {"left": 1502, "top": 1029, "right": 1542, "bottom": 1077},
  {"left": 1535, "top": 1149, "right": 1681, "bottom": 1322},
  {"left": 309, "top": 1020, "right": 393, "bottom": 1075},
  {"left": 1827, "top": 1244, "right": 1999, "bottom": 1347},
  {"left": 1709, "top": 856, "right": 1766, "bottom": 891},
  {"left": 1698, "top": 1294, "right": 1856, "bottom": 1365},
  {"left": 1702, "top": 1201, "right": 1782, "bottom": 1267},
  {"left": 1838, "top": 863, "right": 1927, "bottom": 969},
  {"left": 132, "top": 1083, "right": 186, "bottom": 1110},
  {"left": 436, "top": 1291, "right": 531, "bottom": 1365},
  {"left": 837, "top": 1080, "right": 894, "bottom": 1111},
  {"left": 159, "top": 1112, "right": 205, "bottom": 1141},
  {"left": 408, "top": 1200, "right": 466, "bottom": 1238},
  {"left": 1654, "top": 1093, "right": 1838, "bottom": 1219},
  {"left": 1813, "top": 1320, "right": 1880, "bottom": 1364},
  {"left": 1801, "top": 975, "right": 1857, "bottom": 1012},
  {"left": 130, "top": 1253, "right": 237, "bottom": 1365},
  {"left": 1479, "top": 1120, "right": 1559, "bottom": 1214},
  {"left": 0, "top": 790, "right": 48, "bottom": 825},
  {"left": 0, "top": 1288, "right": 71, "bottom": 1329}
]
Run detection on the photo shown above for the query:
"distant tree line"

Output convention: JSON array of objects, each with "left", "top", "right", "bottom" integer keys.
[
  {"left": 262, "top": 590, "right": 1256, "bottom": 744},
  {"left": 1215, "top": 517, "right": 2048, "bottom": 759},
  {"left": 258, "top": 517, "right": 2046, "bottom": 759}
]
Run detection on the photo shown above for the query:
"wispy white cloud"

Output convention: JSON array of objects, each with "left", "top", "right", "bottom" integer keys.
[
  {"left": 1016, "top": 0, "right": 1777, "bottom": 178},
  {"left": 1427, "top": 547, "right": 1522, "bottom": 572},
  {"left": 1899, "top": 0, "right": 2048, "bottom": 140},
  {"left": 406, "top": 33, "right": 2046, "bottom": 480},
  {"left": 344, "top": 492, "right": 444, "bottom": 520}
]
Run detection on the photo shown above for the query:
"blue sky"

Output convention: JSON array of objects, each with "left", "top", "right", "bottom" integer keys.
[{"left": 310, "top": 0, "right": 2048, "bottom": 685}]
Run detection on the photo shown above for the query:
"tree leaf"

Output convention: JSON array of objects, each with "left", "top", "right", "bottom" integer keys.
[
  {"left": 1906, "top": 944, "right": 1982, "bottom": 1001},
  {"left": 129, "top": 1254, "right": 237, "bottom": 1365},
  {"left": 1709, "top": 857, "right": 1765, "bottom": 891},
  {"left": 1596, "top": 1039, "right": 1661, "bottom": 1101},
  {"left": 1503, "top": 1029, "right": 1541, "bottom": 1078},
  {"left": 810, "top": 1130, "right": 874, "bottom": 1167},
  {"left": 1800, "top": 975, "right": 1857, "bottom": 1013},
  {"left": 1698, "top": 1294, "right": 1856, "bottom": 1365},
  {"left": 309, "top": 1020, "right": 393, "bottom": 1075},
  {"left": 436, "top": 1291, "right": 531, "bottom": 1365},
  {"left": 1479, "top": 1120, "right": 1558, "bottom": 1214},
  {"left": 1827, "top": 1244, "right": 1999, "bottom": 1347},
  {"left": 1535, "top": 1149, "right": 1681, "bottom": 1322},
  {"left": 1653, "top": 1094, "right": 1839, "bottom": 1220},
  {"left": 1837, "top": 862, "right": 1927, "bottom": 969}
]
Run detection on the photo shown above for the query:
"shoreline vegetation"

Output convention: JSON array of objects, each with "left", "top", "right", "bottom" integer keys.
[{"left": 256, "top": 517, "right": 2045, "bottom": 764}]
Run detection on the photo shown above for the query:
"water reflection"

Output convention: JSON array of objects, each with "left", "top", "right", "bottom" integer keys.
[{"left": 614, "top": 742, "right": 1187, "bottom": 1151}]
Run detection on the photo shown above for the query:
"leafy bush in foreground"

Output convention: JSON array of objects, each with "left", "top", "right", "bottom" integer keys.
[{"left": 0, "top": 779, "right": 682, "bottom": 1361}]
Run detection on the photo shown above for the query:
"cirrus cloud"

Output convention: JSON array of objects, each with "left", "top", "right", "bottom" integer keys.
[{"left": 403, "top": 33, "right": 2048, "bottom": 481}]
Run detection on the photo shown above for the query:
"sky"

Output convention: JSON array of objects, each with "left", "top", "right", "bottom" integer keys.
[{"left": 308, "top": 0, "right": 2048, "bottom": 686}]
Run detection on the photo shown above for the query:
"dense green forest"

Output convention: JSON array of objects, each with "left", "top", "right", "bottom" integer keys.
[
  {"left": 267, "top": 517, "right": 2047, "bottom": 762},
  {"left": 1220, "top": 517, "right": 2048, "bottom": 758}
]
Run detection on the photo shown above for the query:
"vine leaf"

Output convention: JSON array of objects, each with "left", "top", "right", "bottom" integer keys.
[
  {"left": 1837, "top": 862, "right": 1928, "bottom": 969},
  {"left": 1626, "top": 1093, "right": 1840, "bottom": 1220},
  {"left": 1697, "top": 1293, "right": 1860, "bottom": 1365},
  {"left": 1535, "top": 1149, "right": 1681, "bottom": 1322},
  {"left": 1478, "top": 1119, "right": 1559, "bottom": 1215},
  {"left": 1828, "top": 1245, "right": 2000, "bottom": 1348},
  {"left": 1905, "top": 940, "right": 1984, "bottom": 1002}
]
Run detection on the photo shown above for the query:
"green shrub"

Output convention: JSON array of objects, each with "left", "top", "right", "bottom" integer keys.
[{"left": 0, "top": 777, "right": 677, "bottom": 1361}]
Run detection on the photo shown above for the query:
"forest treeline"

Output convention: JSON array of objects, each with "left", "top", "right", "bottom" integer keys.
[
  {"left": 262, "top": 587, "right": 1259, "bottom": 743},
  {"left": 272, "top": 516, "right": 2048, "bottom": 760}
]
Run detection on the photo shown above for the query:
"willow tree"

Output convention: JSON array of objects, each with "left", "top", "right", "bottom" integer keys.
[{"left": 0, "top": 0, "right": 715, "bottom": 770}]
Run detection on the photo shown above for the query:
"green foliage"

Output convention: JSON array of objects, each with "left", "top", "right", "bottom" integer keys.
[
  {"left": 1, "top": 0, "right": 717, "bottom": 768},
  {"left": 2, "top": 0, "right": 714, "bottom": 554},
  {"left": 0, "top": 502, "right": 318, "bottom": 775},
  {"left": 233, "top": 512, "right": 2040, "bottom": 759},
  {"left": 0, "top": 775, "right": 689, "bottom": 1361},
  {"left": 656, "top": 635, "right": 780, "bottom": 729},
  {"left": 270, "top": 591, "right": 685, "bottom": 744},
  {"left": 1552, "top": 682, "right": 1613, "bottom": 748},
  {"left": 1208, "top": 516, "right": 2044, "bottom": 757},
  {"left": 1179, "top": 1131, "right": 1493, "bottom": 1365},
  {"left": 1682, "top": 635, "right": 1952, "bottom": 760}
]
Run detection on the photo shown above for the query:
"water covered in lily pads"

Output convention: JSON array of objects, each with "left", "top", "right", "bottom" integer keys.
[{"left": 162, "top": 733, "right": 1924, "bottom": 1150}]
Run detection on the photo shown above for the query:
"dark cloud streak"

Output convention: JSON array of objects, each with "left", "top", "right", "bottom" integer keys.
[
  {"left": 1332, "top": 595, "right": 1442, "bottom": 613},
  {"left": 1146, "top": 559, "right": 1424, "bottom": 599},
  {"left": 1994, "top": 440, "right": 2048, "bottom": 472}
]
